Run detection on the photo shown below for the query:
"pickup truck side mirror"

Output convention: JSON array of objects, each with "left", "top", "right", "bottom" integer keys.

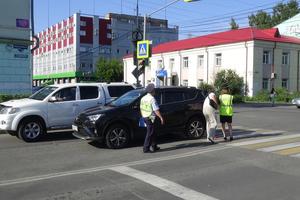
[{"left": 48, "top": 96, "right": 58, "bottom": 103}]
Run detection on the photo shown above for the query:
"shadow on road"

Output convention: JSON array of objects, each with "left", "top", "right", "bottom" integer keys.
[{"left": 39, "top": 131, "right": 78, "bottom": 142}]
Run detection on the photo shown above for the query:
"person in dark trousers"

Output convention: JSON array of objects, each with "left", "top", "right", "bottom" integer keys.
[
  {"left": 140, "top": 83, "right": 164, "bottom": 153},
  {"left": 270, "top": 87, "right": 276, "bottom": 107},
  {"left": 219, "top": 88, "right": 234, "bottom": 141}
]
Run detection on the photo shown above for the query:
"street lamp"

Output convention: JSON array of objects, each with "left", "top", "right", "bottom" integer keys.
[{"left": 143, "top": 0, "right": 200, "bottom": 40}]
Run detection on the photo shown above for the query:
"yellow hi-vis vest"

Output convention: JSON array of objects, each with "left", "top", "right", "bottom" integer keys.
[
  {"left": 219, "top": 94, "right": 233, "bottom": 116},
  {"left": 140, "top": 93, "right": 153, "bottom": 118}
]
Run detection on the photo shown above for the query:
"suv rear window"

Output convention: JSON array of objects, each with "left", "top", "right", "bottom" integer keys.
[
  {"left": 80, "top": 86, "right": 99, "bottom": 100},
  {"left": 185, "top": 89, "right": 197, "bottom": 100},
  {"left": 163, "top": 91, "right": 185, "bottom": 104},
  {"left": 107, "top": 85, "right": 134, "bottom": 98}
]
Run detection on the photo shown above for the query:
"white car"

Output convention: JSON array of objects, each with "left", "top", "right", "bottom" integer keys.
[
  {"left": 0, "top": 82, "right": 135, "bottom": 142},
  {"left": 291, "top": 97, "right": 300, "bottom": 108}
]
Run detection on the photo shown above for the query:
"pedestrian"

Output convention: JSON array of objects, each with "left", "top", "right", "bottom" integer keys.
[
  {"left": 140, "top": 83, "right": 164, "bottom": 153},
  {"left": 219, "top": 88, "right": 234, "bottom": 141},
  {"left": 270, "top": 87, "right": 276, "bottom": 107},
  {"left": 203, "top": 91, "right": 218, "bottom": 144}
]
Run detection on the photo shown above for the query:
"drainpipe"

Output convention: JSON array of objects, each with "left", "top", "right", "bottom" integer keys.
[
  {"left": 179, "top": 50, "right": 182, "bottom": 86},
  {"left": 205, "top": 47, "right": 209, "bottom": 83},
  {"left": 297, "top": 51, "right": 300, "bottom": 92},
  {"left": 244, "top": 42, "right": 248, "bottom": 96},
  {"left": 271, "top": 42, "right": 277, "bottom": 89}
]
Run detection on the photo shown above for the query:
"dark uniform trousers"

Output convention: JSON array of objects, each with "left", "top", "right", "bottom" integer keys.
[{"left": 143, "top": 117, "right": 157, "bottom": 151}]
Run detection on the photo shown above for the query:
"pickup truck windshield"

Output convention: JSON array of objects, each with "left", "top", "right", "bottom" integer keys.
[
  {"left": 29, "top": 87, "right": 58, "bottom": 101},
  {"left": 109, "top": 89, "right": 145, "bottom": 107}
]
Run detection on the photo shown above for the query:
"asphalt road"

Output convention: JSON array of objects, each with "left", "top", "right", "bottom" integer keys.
[{"left": 0, "top": 104, "right": 299, "bottom": 200}]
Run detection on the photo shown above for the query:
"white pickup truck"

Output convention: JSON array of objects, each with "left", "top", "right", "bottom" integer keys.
[{"left": 0, "top": 82, "right": 135, "bottom": 142}]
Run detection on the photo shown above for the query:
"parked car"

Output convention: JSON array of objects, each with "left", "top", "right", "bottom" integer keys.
[
  {"left": 0, "top": 82, "right": 135, "bottom": 142},
  {"left": 72, "top": 87, "right": 206, "bottom": 149},
  {"left": 291, "top": 97, "right": 300, "bottom": 108}
]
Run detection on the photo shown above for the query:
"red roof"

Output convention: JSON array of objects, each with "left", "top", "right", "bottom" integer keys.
[{"left": 124, "top": 27, "right": 300, "bottom": 59}]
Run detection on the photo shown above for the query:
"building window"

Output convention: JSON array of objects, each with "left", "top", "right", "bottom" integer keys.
[
  {"left": 183, "top": 80, "right": 188, "bottom": 86},
  {"left": 169, "top": 58, "right": 175, "bottom": 72},
  {"left": 282, "top": 52, "right": 289, "bottom": 65},
  {"left": 158, "top": 60, "right": 163, "bottom": 69},
  {"left": 262, "top": 78, "right": 269, "bottom": 90},
  {"left": 183, "top": 57, "right": 189, "bottom": 68},
  {"left": 80, "top": 21, "right": 86, "bottom": 26},
  {"left": 282, "top": 79, "right": 288, "bottom": 88},
  {"left": 117, "top": 49, "right": 120, "bottom": 54},
  {"left": 107, "top": 33, "right": 112, "bottom": 38},
  {"left": 126, "top": 50, "right": 129, "bottom": 54},
  {"left": 198, "top": 55, "right": 204, "bottom": 67},
  {"left": 197, "top": 79, "right": 203, "bottom": 86},
  {"left": 80, "top": 63, "right": 86, "bottom": 69},
  {"left": 215, "top": 53, "right": 222, "bottom": 66},
  {"left": 263, "top": 51, "right": 270, "bottom": 64},
  {"left": 80, "top": 30, "right": 86, "bottom": 36},
  {"left": 107, "top": 24, "right": 112, "bottom": 29}
]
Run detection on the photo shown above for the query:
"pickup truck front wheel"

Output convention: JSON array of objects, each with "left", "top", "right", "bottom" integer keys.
[{"left": 17, "top": 118, "right": 45, "bottom": 142}]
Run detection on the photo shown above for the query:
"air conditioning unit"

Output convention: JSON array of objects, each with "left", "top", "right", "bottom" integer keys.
[{"left": 271, "top": 72, "right": 277, "bottom": 79}]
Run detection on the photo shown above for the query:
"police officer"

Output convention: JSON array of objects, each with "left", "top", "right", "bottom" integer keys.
[
  {"left": 140, "top": 83, "right": 164, "bottom": 153},
  {"left": 219, "top": 88, "right": 234, "bottom": 141}
]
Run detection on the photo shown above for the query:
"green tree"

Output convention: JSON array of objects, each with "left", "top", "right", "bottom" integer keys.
[
  {"left": 198, "top": 82, "right": 215, "bottom": 96},
  {"left": 248, "top": 11, "right": 273, "bottom": 29},
  {"left": 248, "top": 0, "right": 300, "bottom": 28},
  {"left": 214, "top": 69, "right": 244, "bottom": 95},
  {"left": 230, "top": 18, "right": 239, "bottom": 30},
  {"left": 272, "top": 0, "right": 300, "bottom": 25},
  {"left": 95, "top": 58, "right": 123, "bottom": 82}
]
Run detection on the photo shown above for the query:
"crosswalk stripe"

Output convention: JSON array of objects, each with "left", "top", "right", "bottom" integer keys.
[
  {"left": 229, "top": 134, "right": 300, "bottom": 147},
  {"left": 257, "top": 142, "right": 300, "bottom": 152},
  {"left": 243, "top": 137, "right": 300, "bottom": 149},
  {"left": 111, "top": 166, "right": 219, "bottom": 200},
  {"left": 275, "top": 146, "right": 300, "bottom": 155},
  {"left": 291, "top": 153, "right": 300, "bottom": 158}
]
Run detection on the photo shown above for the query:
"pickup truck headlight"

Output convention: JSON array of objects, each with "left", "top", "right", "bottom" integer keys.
[
  {"left": 87, "top": 114, "right": 104, "bottom": 123},
  {"left": 0, "top": 107, "right": 20, "bottom": 114}
]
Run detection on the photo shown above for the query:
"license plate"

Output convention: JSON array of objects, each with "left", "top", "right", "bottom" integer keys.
[{"left": 72, "top": 125, "right": 78, "bottom": 132}]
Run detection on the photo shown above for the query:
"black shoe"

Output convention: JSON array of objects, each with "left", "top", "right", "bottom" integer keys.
[
  {"left": 230, "top": 136, "right": 233, "bottom": 141},
  {"left": 152, "top": 146, "right": 160, "bottom": 152},
  {"left": 224, "top": 137, "right": 227, "bottom": 141},
  {"left": 208, "top": 138, "right": 217, "bottom": 144}
]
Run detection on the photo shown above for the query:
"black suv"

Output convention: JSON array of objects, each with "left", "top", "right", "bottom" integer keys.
[{"left": 72, "top": 87, "right": 206, "bottom": 149}]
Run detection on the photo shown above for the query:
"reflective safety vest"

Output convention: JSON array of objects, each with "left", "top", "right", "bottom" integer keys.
[
  {"left": 140, "top": 93, "right": 154, "bottom": 118},
  {"left": 219, "top": 94, "right": 233, "bottom": 116}
]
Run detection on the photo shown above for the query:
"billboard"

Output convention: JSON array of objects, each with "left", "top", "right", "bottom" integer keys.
[{"left": 0, "top": 0, "right": 31, "bottom": 40}]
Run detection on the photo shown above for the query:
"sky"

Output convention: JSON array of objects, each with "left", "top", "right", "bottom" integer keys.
[{"left": 34, "top": 0, "right": 292, "bottom": 39}]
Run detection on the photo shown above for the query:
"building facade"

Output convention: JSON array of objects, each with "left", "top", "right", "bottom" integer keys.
[
  {"left": 0, "top": 0, "right": 32, "bottom": 94},
  {"left": 33, "top": 13, "right": 178, "bottom": 85},
  {"left": 107, "top": 13, "right": 178, "bottom": 59},
  {"left": 123, "top": 28, "right": 300, "bottom": 96},
  {"left": 33, "top": 13, "right": 111, "bottom": 85}
]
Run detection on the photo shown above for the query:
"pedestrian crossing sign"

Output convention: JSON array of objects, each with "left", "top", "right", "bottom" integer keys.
[{"left": 137, "top": 40, "right": 150, "bottom": 59}]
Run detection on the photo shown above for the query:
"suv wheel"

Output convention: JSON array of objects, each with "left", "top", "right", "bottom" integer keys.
[
  {"left": 17, "top": 119, "right": 45, "bottom": 142},
  {"left": 105, "top": 124, "right": 130, "bottom": 149},
  {"left": 185, "top": 117, "right": 205, "bottom": 139}
]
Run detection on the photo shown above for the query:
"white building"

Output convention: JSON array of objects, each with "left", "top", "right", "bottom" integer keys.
[
  {"left": 123, "top": 27, "right": 300, "bottom": 96},
  {"left": 0, "top": 0, "right": 32, "bottom": 94}
]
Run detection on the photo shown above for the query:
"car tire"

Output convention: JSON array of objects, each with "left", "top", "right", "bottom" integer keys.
[
  {"left": 105, "top": 124, "right": 130, "bottom": 149},
  {"left": 297, "top": 106, "right": 300, "bottom": 109},
  {"left": 17, "top": 118, "right": 45, "bottom": 142},
  {"left": 185, "top": 117, "right": 205, "bottom": 139}
]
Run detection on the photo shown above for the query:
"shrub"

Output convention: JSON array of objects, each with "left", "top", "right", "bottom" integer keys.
[
  {"left": 198, "top": 82, "right": 215, "bottom": 96},
  {"left": 214, "top": 69, "right": 244, "bottom": 95},
  {"left": 0, "top": 94, "right": 29, "bottom": 103}
]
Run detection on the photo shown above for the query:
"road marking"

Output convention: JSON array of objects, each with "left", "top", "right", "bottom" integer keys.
[
  {"left": 229, "top": 134, "right": 300, "bottom": 147},
  {"left": 257, "top": 142, "right": 300, "bottom": 152},
  {"left": 291, "top": 153, "right": 300, "bottom": 158},
  {"left": 111, "top": 166, "right": 219, "bottom": 200},
  {"left": 276, "top": 146, "right": 300, "bottom": 155},
  {"left": 0, "top": 145, "right": 230, "bottom": 187},
  {"left": 243, "top": 137, "right": 300, "bottom": 149}
]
